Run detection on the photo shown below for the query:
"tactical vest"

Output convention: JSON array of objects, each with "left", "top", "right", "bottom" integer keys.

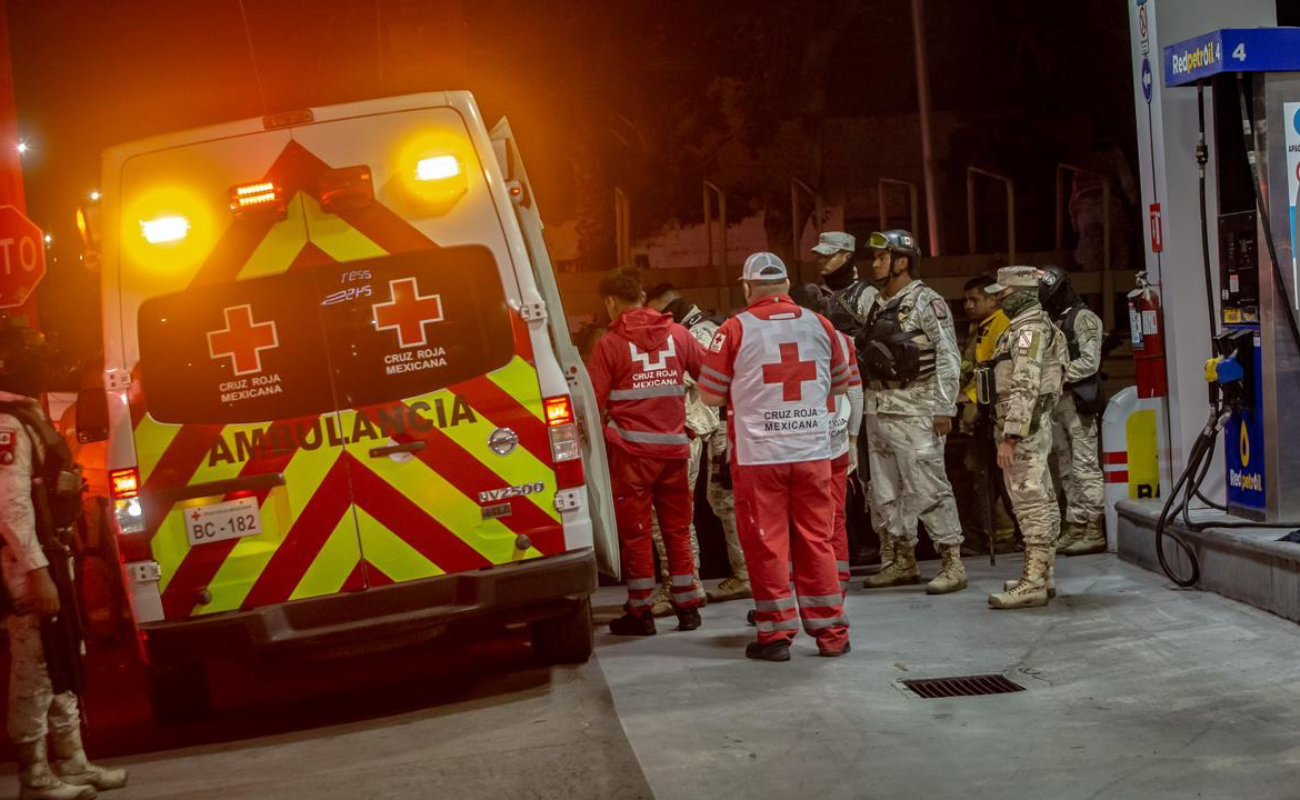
[
  {"left": 1058, "top": 305, "right": 1106, "bottom": 416},
  {"left": 826, "top": 281, "right": 870, "bottom": 337},
  {"left": 858, "top": 292, "right": 935, "bottom": 390},
  {"left": 0, "top": 402, "right": 83, "bottom": 532}
]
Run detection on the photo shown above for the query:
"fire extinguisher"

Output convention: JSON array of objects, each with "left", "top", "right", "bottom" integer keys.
[{"left": 1127, "top": 271, "right": 1168, "bottom": 398}]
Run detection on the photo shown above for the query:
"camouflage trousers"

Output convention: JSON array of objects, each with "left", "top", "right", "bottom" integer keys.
[
  {"left": 2, "top": 551, "right": 80, "bottom": 745},
  {"left": 1051, "top": 394, "right": 1104, "bottom": 526},
  {"left": 998, "top": 415, "right": 1060, "bottom": 548},
  {"left": 865, "top": 413, "right": 963, "bottom": 549},
  {"left": 650, "top": 431, "right": 745, "bottom": 582}
]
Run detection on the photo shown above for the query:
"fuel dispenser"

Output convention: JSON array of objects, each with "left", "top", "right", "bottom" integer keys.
[{"left": 1154, "top": 28, "right": 1300, "bottom": 582}]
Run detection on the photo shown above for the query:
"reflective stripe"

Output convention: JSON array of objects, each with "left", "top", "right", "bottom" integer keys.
[
  {"left": 627, "top": 577, "right": 657, "bottom": 590},
  {"left": 757, "top": 618, "right": 801, "bottom": 633},
  {"left": 670, "top": 574, "right": 696, "bottom": 588},
  {"left": 672, "top": 586, "right": 705, "bottom": 602},
  {"left": 609, "top": 385, "right": 687, "bottom": 400},
  {"left": 798, "top": 594, "right": 844, "bottom": 608},
  {"left": 754, "top": 596, "right": 796, "bottom": 612},
  {"left": 840, "top": 581, "right": 849, "bottom": 592},
  {"left": 607, "top": 421, "right": 690, "bottom": 445},
  {"left": 701, "top": 365, "right": 732, "bottom": 385},
  {"left": 803, "top": 616, "right": 848, "bottom": 630},
  {"left": 627, "top": 595, "right": 655, "bottom": 607},
  {"left": 836, "top": 560, "right": 850, "bottom": 572},
  {"left": 697, "top": 375, "right": 729, "bottom": 395}
]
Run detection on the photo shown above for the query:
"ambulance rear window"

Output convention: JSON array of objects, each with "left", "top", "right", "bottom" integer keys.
[{"left": 137, "top": 245, "right": 514, "bottom": 425}]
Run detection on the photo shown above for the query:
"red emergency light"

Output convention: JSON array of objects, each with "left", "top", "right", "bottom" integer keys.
[{"left": 543, "top": 395, "right": 584, "bottom": 490}]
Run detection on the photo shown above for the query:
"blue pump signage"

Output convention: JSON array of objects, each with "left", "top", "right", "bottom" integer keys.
[
  {"left": 1225, "top": 326, "right": 1267, "bottom": 520},
  {"left": 1165, "top": 28, "right": 1300, "bottom": 87}
]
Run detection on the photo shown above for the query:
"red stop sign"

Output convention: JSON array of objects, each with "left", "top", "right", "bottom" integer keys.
[{"left": 0, "top": 205, "right": 46, "bottom": 309}]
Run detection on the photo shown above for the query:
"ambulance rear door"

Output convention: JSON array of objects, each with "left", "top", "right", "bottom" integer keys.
[
  {"left": 489, "top": 117, "right": 619, "bottom": 578},
  {"left": 291, "top": 106, "right": 571, "bottom": 586}
]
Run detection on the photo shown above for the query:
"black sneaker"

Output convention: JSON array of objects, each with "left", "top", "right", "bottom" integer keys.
[
  {"left": 746, "top": 609, "right": 757, "bottom": 626},
  {"left": 676, "top": 607, "right": 702, "bottom": 631},
  {"left": 745, "top": 640, "right": 791, "bottom": 662},
  {"left": 818, "top": 642, "right": 852, "bottom": 658},
  {"left": 608, "top": 612, "right": 656, "bottom": 636}
]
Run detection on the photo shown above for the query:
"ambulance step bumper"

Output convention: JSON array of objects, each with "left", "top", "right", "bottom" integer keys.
[{"left": 141, "top": 549, "right": 596, "bottom": 666}]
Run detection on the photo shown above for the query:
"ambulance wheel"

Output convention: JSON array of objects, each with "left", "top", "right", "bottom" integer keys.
[
  {"left": 148, "top": 661, "right": 213, "bottom": 726},
  {"left": 530, "top": 597, "right": 594, "bottom": 664}
]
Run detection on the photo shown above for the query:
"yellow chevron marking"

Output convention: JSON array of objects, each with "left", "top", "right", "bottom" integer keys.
[
  {"left": 486, "top": 357, "right": 546, "bottom": 422},
  {"left": 287, "top": 509, "right": 364, "bottom": 602},
  {"left": 301, "top": 194, "right": 386, "bottom": 262},
  {"left": 354, "top": 433, "right": 526, "bottom": 565},
  {"left": 195, "top": 436, "right": 348, "bottom": 614},
  {"left": 408, "top": 387, "right": 560, "bottom": 524},
  {"left": 134, "top": 415, "right": 181, "bottom": 487},
  {"left": 354, "top": 507, "right": 446, "bottom": 583},
  {"left": 237, "top": 194, "right": 310, "bottom": 280}
]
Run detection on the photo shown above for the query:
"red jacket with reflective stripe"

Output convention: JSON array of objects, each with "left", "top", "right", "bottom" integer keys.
[{"left": 588, "top": 307, "right": 706, "bottom": 459}]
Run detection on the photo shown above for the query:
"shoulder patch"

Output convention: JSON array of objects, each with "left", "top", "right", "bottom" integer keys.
[
  {"left": 708, "top": 330, "right": 727, "bottom": 353},
  {"left": 1015, "top": 329, "right": 1035, "bottom": 351},
  {"left": 931, "top": 298, "right": 949, "bottom": 320},
  {"left": 0, "top": 428, "right": 14, "bottom": 466}
]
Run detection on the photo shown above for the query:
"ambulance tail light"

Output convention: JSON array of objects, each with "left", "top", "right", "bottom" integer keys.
[
  {"left": 110, "top": 467, "right": 147, "bottom": 536},
  {"left": 230, "top": 181, "right": 288, "bottom": 222},
  {"left": 544, "top": 395, "right": 584, "bottom": 489}
]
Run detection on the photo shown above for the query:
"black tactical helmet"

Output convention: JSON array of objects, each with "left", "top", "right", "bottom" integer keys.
[
  {"left": 0, "top": 318, "right": 50, "bottom": 399},
  {"left": 1038, "top": 264, "right": 1080, "bottom": 316},
  {"left": 866, "top": 229, "right": 921, "bottom": 261}
]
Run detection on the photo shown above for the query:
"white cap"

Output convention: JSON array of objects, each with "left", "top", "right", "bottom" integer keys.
[{"left": 741, "top": 251, "right": 789, "bottom": 281}]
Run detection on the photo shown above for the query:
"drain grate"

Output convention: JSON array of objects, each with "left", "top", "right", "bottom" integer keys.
[{"left": 901, "top": 674, "right": 1026, "bottom": 699}]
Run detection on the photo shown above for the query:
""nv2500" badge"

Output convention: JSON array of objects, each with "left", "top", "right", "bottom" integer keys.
[{"left": 478, "top": 481, "right": 544, "bottom": 504}]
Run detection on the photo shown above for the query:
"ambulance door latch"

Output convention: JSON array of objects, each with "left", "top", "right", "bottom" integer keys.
[
  {"left": 104, "top": 369, "right": 132, "bottom": 390},
  {"left": 554, "top": 489, "right": 582, "bottom": 512},
  {"left": 518, "top": 301, "right": 547, "bottom": 322}
]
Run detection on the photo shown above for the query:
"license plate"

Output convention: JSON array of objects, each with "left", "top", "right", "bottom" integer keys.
[{"left": 185, "top": 497, "right": 262, "bottom": 546}]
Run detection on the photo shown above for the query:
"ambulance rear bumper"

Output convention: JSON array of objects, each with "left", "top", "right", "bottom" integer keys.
[{"left": 141, "top": 548, "right": 597, "bottom": 667}]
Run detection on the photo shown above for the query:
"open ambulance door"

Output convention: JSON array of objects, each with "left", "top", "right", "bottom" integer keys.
[{"left": 490, "top": 118, "right": 619, "bottom": 579}]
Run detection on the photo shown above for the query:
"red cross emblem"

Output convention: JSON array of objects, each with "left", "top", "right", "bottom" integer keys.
[
  {"left": 372, "top": 277, "right": 444, "bottom": 349},
  {"left": 191, "top": 510, "right": 202, "bottom": 521},
  {"left": 208, "top": 304, "right": 279, "bottom": 376},
  {"left": 762, "top": 342, "right": 817, "bottom": 401}
]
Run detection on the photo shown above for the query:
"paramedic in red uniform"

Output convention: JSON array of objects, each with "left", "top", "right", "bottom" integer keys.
[
  {"left": 699, "top": 253, "right": 851, "bottom": 661},
  {"left": 589, "top": 267, "right": 708, "bottom": 635}
]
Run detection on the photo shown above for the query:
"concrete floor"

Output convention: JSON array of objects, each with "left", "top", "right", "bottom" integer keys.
[{"left": 5, "top": 554, "right": 1300, "bottom": 799}]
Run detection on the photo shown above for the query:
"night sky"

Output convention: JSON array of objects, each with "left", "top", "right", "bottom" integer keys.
[{"left": 5, "top": 0, "right": 1137, "bottom": 381}]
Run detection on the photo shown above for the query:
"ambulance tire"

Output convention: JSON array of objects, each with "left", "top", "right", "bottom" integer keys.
[
  {"left": 147, "top": 661, "right": 213, "bottom": 726},
  {"left": 529, "top": 597, "right": 594, "bottom": 665}
]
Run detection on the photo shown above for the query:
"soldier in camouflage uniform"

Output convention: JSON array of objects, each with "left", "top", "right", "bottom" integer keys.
[
  {"left": 645, "top": 287, "right": 749, "bottom": 608},
  {"left": 1039, "top": 266, "right": 1107, "bottom": 555},
  {"left": 857, "top": 230, "right": 967, "bottom": 595},
  {"left": 980, "top": 267, "right": 1068, "bottom": 610},
  {"left": 0, "top": 323, "right": 126, "bottom": 799}
]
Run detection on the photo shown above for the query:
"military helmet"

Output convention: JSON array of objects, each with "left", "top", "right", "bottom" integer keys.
[
  {"left": 0, "top": 318, "right": 50, "bottom": 399},
  {"left": 1037, "top": 264, "right": 1080, "bottom": 316},
  {"left": 865, "top": 229, "right": 921, "bottom": 261}
]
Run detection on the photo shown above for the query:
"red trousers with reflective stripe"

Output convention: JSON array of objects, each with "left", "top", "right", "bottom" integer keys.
[
  {"left": 732, "top": 457, "right": 849, "bottom": 653},
  {"left": 831, "top": 452, "right": 851, "bottom": 597},
  {"left": 608, "top": 445, "right": 700, "bottom": 615}
]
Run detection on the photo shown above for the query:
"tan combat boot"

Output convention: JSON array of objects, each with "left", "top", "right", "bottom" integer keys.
[
  {"left": 1060, "top": 519, "right": 1107, "bottom": 556},
  {"left": 706, "top": 576, "right": 752, "bottom": 603},
  {"left": 989, "top": 546, "right": 1052, "bottom": 609},
  {"left": 1004, "top": 560, "right": 1056, "bottom": 598},
  {"left": 925, "top": 544, "right": 968, "bottom": 595},
  {"left": 51, "top": 729, "right": 127, "bottom": 793},
  {"left": 864, "top": 541, "right": 921, "bottom": 588},
  {"left": 18, "top": 740, "right": 97, "bottom": 800},
  {"left": 1055, "top": 521, "right": 1082, "bottom": 552}
]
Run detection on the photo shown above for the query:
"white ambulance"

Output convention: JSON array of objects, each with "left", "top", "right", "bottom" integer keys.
[{"left": 77, "top": 92, "right": 617, "bottom": 723}]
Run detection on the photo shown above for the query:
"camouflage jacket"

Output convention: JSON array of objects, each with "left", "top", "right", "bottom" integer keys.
[
  {"left": 1058, "top": 305, "right": 1104, "bottom": 384},
  {"left": 863, "top": 280, "right": 961, "bottom": 418},
  {"left": 992, "top": 306, "right": 1066, "bottom": 439},
  {"left": 0, "top": 393, "right": 49, "bottom": 575},
  {"left": 681, "top": 306, "right": 722, "bottom": 437}
]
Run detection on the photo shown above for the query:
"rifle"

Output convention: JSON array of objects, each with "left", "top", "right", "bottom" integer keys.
[{"left": 32, "top": 470, "right": 88, "bottom": 698}]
